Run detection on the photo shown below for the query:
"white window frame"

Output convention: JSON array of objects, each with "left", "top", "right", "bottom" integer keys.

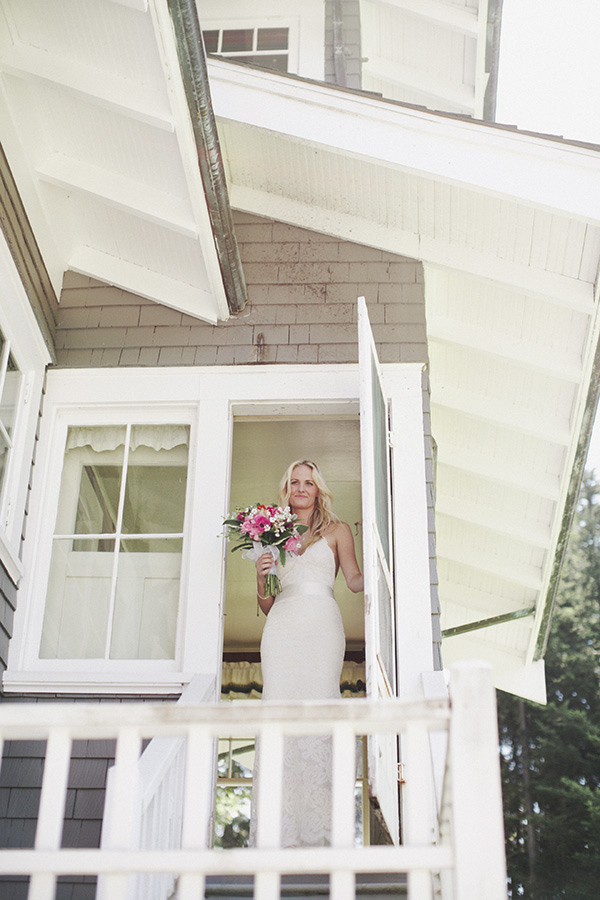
[
  {"left": 5, "top": 362, "right": 428, "bottom": 695},
  {"left": 0, "top": 235, "right": 51, "bottom": 585},
  {"left": 199, "top": 0, "right": 326, "bottom": 80}
]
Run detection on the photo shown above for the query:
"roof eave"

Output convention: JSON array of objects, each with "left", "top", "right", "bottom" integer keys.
[{"left": 166, "top": 0, "right": 246, "bottom": 316}]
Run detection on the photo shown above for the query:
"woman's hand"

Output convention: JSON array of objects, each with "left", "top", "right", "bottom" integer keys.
[{"left": 256, "top": 551, "right": 275, "bottom": 615}]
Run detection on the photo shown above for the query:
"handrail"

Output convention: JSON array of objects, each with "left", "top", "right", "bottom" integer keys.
[{"left": 0, "top": 662, "right": 507, "bottom": 900}]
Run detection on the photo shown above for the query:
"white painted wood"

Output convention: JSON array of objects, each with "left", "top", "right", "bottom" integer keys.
[
  {"left": 255, "top": 725, "right": 284, "bottom": 849},
  {"left": 362, "top": 56, "right": 475, "bottom": 110},
  {"left": 0, "top": 677, "right": 508, "bottom": 896},
  {"left": 426, "top": 315, "right": 583, "bottom": 383},
  {"left": 37, "top": 152, "right": 197, "bottom": 238},
  {"left": 34, "top": 729, "right": 72, "bottom": 850},
  {"left": 68, "top": 246, "right": 218, "bottom": 324},
  {"left": 331, "top": 724, "right": 357, "bottom": 848},
  {"left": 0, "top": 43, "right": 173, "bottom": 131},
  {"left": 147, "top": 0, "right": 230, "bottom": 321},
  {"left": 368, "top": 0, "right": 479, "bottom": 34},
  {"left": 210, "top": 59, "right": 600, "bottom": 223},
  {"left": 230, "top": 183, "right": 595, "bottom": 309},
  {"left": 447, "top": 663, "right": 507, "bottom": 899},
  {"left": 358, "top": 298, "right": 400, "bottom": 845}
]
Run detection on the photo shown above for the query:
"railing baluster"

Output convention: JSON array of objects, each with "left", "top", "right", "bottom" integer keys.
[
  {"left": 29, "top": 728, "right": 72, "bottom": 900},
  {"left": 98, "top": 726, "right": 142, "bottom": 900},
  {"left": 331, "top": 723, "right": 356, "bottom": 848},
  {"left": 255, "top": 724, "right": 284, "bottom": 900}
]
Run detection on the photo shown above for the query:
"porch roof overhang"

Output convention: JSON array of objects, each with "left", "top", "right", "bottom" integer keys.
[
  {"left": 208, "top": 59, "right": 600, "bottom": 702},
  {"left": 0, "top": 0, "right": 245, "bottom": 324}
]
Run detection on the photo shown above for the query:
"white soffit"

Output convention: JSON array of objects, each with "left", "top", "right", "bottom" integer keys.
[
  {"left": 359, "top": 0, "right": 490, "bottom": 117},
  {"left": 0, "top": 0, "right": 229, "bottom": 323},
  {"left": 209, "top": 61, "right": 600, "bottom": 700}
]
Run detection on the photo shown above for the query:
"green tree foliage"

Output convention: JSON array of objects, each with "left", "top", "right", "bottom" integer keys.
[{"left": 498, "top": 472, "right": 600, "bottom": 898}]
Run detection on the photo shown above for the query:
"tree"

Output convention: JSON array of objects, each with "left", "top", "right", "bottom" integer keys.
[{"left": 498, "top": 472, "right": 600, "bottom": 898}]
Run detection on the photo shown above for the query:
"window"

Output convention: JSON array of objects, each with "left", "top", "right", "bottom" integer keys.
[
  {"left": 40, "top": 424, "right": 189, "bottom": 661},
  {"left": 203, "top": 26, "right": 289, "bottom": 72},
  {"left": 0, "top": 329, "right": 22, "bottom": 499}
]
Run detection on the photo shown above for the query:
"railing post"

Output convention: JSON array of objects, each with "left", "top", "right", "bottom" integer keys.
[{"left": 448, "top": 662, "right": 508, "bottom": 900}]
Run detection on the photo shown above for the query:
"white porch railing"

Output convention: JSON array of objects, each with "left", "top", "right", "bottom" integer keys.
[{"left": 0, "top": 662, "right": 507, "bottom": 900}]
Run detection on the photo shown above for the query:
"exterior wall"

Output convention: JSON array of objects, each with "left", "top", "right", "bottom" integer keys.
[
  {"left": 324, "top": 0, "right": 362, "bottom": 90},
  {"left": 0, "top": 564, "right": 17, "bottom": 676},
  {"left": 55, "top": 213, "right": 427, "bottom": 368}
]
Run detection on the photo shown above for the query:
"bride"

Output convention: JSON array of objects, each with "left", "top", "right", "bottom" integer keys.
[{"left": 253, "top": 459, "right": 364, "bottom": 847}]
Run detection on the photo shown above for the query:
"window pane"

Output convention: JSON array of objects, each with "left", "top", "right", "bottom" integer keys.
[
  {"left": 0, "top": 430, "right": 8, "bottom": 493},
  {"left": 221, "top": 29, "right": 253, "bottom": 52},
  {"left": 74, "top": 465, "right": 122, "bottom": 536},
  {"left": 257, "top": 28, "right": 288, "bottom": 51},
  {"left": 0, "top": 356, "right": 22, "bottom": 438},
  {"left": 40, "top": 539, "right": 112, "bottom": 658},
  {"left": 203, "top": 29, "right": 219, "bottom": 52},
  {"left": 54, "top": 427, "right": 126, "bottom": 534},
  {"left": 122, "top": 466, "right": 187, "bottom": 534},
  {"left": 109, "top": 539, "right": 181, "bottom": 659}
]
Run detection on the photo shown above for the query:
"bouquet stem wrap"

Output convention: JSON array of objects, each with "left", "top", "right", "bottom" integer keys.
[{"left": 241, "top": 543, "right": 281, "bottom": 597}]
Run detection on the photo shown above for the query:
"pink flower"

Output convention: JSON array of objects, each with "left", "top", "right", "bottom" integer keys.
[{"left": 285, "top": 536, "right": 301, "bottom": 553}]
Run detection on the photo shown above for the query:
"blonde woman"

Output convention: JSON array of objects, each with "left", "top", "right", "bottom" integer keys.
[{"left": 253, "top": 460, "right": 363, "bottom": 847}]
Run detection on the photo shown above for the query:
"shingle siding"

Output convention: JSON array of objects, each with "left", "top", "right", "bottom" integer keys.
[{"left": 55, "top": 212, "right": 428, "bottom": 369}]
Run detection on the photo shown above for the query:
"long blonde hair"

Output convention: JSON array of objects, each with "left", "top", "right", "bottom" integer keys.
[{"left": 278, "top": 459, "right": 339, "bottom": 547}]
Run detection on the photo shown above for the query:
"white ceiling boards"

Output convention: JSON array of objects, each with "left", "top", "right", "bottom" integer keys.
[{"left": 0, "top": 0, "right": 233, "bottom": 322}]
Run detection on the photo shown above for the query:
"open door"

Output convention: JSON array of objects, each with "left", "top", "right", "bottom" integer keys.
[{"left": 358, "top": 296, "right": 400, "bottom": 844}]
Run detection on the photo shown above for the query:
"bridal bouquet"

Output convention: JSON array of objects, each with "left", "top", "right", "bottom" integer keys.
[{"left": 224, "top": 504, "right": 308, "bottom": 596}]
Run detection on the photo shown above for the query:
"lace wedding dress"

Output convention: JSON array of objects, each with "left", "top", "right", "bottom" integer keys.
[{"left": 251, "top": 538, "right": 345, "bottom": 847}]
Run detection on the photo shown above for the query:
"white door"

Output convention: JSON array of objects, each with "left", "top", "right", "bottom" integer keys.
[{"left": 358, "top": 296, "right": 400, "bottom": 844}]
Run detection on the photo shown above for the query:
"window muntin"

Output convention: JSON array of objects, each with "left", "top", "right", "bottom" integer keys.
[
  {"left": 203, "top": 26, "right": 289, "bottom": 72},
  {"left": 40, "top": 424, "right": 189, "bottom": 661}
]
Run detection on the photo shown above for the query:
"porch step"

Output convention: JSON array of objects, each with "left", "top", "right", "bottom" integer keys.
[{"left": 203, "top": 874, "right": 408, "bottom": 899}]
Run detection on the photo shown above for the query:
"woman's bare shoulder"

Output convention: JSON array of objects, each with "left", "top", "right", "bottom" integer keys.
[{"left": 326, "top": 521, "right": 353, "bottom": 541}]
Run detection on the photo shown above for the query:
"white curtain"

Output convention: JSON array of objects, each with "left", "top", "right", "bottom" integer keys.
[
  {"left": 66, "top": 424, "right": 190, "bottom": 454},
  {"left": 221, "top": 660, "right": 366, "bottom": 699}
]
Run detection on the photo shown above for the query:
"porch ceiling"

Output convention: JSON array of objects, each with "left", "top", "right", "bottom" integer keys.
[
  {"left": 0, "top": 0, "right": 231, "bottom": 323},
  {"left": 209, "top": 60, "right": 600, "bottom": 700},
  {"left": 358, "top": 0, "right": 493, "bottom": 117}
]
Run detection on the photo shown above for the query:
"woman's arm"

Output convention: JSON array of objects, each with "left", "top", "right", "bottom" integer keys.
[
  {"left": 334, "top": 522, "right": 364, "bottom": 593},
  {"left": 255, "top": 551, "right": 275, "bottom": 615}
]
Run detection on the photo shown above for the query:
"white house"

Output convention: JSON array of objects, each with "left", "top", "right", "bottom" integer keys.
[{"left": 0, "top": 1, "right": 598, "bottom": 898}]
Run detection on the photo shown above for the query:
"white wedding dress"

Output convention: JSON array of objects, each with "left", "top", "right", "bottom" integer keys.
[{"left": 252, "top": 538, "right": 346, "bottom": 847}]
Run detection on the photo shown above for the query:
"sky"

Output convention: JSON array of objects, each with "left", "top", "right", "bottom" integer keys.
[{"left": 495, "top": 0, "right": 600, "bottom": 472}]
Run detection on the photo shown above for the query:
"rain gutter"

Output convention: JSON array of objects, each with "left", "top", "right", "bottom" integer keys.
[{"left": 166, "top": 0, "right": 247, "bottom": 315}]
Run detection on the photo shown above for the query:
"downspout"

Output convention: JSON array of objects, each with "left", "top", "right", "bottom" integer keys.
[
  {"left": 332, "top": 0, "right": 348, "bottom": 88},
  {"left": 167, "top": 0, "right": 247, "bottom": 315}
]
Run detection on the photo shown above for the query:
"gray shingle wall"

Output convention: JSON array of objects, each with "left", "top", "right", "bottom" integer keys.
[
  {"left": 0, "top": 563, "right": 17, "bottom": 675},
  {"left": 55, "top": 213, "right": 427, "bottom": 369},
  {"left": 0, "top": 697, "right": 175, "bottom": 900},
  {"left": 0, "top": 738, "right": 114, "bottom": 900}
]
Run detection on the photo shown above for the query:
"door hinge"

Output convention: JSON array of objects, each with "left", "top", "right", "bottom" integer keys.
[{"left": 397, "top": 763, "right": 406, "bottom": 784}]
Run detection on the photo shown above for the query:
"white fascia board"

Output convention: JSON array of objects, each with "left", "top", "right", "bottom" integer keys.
[
  {"left": 208, "top": 60, "right": 600, "bottom": 225},
  {"left": 528, "top": 279, "right": 600, "bottom": 663},
  {"left": 230, "top": 185, "right": 595, "bottom": 310},
  {"left": 147, "top": 0, "right": 230, "bottom": 321},
  {"left": 442, "top": 634, "right": 547, "bottom": 703}
]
